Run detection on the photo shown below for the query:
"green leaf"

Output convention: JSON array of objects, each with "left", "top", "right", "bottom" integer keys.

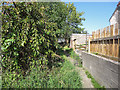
[
  {"left": 1, "top": 46, "right": 7, "bottom": 51},
  {"left": 5, "top": 39, "right": 15, "bottom": 42},
  {"left": 14, "top": 52, "right": 19, "bottom": 56},
  {"left": 21, "top": 41, "right": 26, "bottom": 46}
]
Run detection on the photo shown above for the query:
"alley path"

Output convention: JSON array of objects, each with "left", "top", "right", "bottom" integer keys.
[{"left": 66, "top": 56, "right": 94, "bottom": 88}]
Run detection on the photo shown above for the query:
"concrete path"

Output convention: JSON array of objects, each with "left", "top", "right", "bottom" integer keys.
[{"left": 67, "top": 57, "right": 94, "bottom": 88}]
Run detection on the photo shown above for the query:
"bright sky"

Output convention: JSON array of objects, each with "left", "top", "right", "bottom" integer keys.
[{"left": 65, "top": 2, "right": 118, "bottom": 34}]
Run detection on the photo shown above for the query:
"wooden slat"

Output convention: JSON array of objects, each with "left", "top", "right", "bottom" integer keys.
[
  {"left": 97, "top": 41, "right": 99, "bottom": 52},
  {"left": 101, "top": 29, "right": 104, "bottom": 38},
  {"left": 113, "top": 39, "right": 115, "bottom": 57},
  {"left": 110, "top": 25, "right": 114, "bottom": 36},
  {"left": 100, "top": 41, "right": 102, "bottom": 54},
  {"left": 114, "top": 39, "right": 118, "bottom": 57},
  {"left": 104, "top": 40, "right": 107, "bottom": 56},
  {"left": 106, "top": 40, "right": 109, "bottom": 56},
  {"left": 109, "top": 39, "right": 113, "bottom": 56},
  {"left": 102, "top": 40, "right": 105, "bottom": 55},
  {"left": 98, "top": 41, "right": 100, "bottom": 54},
  {"left": 118, "top": 39, "right": 120, "bottom": 59},
  {"left": 106, "top": 26, "right": 110, "bottom": 37},
  {"left": 98, "top": 30, "right": 100, "bottom": 38},
  {"left": 103, "top": 28, "right": 106, "bottom": 38},
  {"left": 90, "top": 23, "right": 119, "bottom": 59},
  {"left": 92, "top": 32, "right": 95, "bottom": 39}
]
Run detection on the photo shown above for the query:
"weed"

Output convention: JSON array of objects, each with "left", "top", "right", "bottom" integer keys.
[
  {"left": 93, "top": 52, "right": 99, "bottom": 55},
  {"left": 47, "top": 59, "right": 82, "bottom": 88},
  {"left": 70, "top": 50, "right": 82, "bottom": 67},
  {"left": 2, "top": 54, "right": 82, "bottom": 88},
  {"left": 85, "top": 70, "right": 105, "bottom": 89}
]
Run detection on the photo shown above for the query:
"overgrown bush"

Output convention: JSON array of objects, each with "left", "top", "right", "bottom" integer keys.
[
  {"left": 2, "top": 55, "right": 82, "bottom": 88},
  {"left": 2, "top": 2, "right": 60, "bottom": 75},
  {"left": 1, "top": 2, "right": 84, "bottom": 88}
]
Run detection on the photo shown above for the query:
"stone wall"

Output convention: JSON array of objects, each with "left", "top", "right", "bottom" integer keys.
[{"left": 81, "top": 51, "right": 120, "bottom": 88}]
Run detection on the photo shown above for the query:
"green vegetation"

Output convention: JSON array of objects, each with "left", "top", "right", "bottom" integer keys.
[
  {"left": 1, "top": 1, "right": 86, "bottom": 88},
  {"left": 56, "top": 46, "right": 82, "bottom": 68},
  {"left": 47, "top": 56, "right": 82, "bottom": 88},
  {"left": 70, "top": 50, "right": 82, "bottom": 67},
  {"left": 85, "top": 70, "right": 105, "bottom": 89},
  {"left": 79, "top": 44, "right": 87, "bottom": 51},
  {"left": 2, "top": 55, "right": 82, "bottom": 88},
  {"left": 93, "top": 52, "right": 99, "bottom": 55}
]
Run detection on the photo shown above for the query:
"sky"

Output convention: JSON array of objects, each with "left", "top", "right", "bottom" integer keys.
[{"left": 65, "top": 2, "right": 118, "bottom": 34}]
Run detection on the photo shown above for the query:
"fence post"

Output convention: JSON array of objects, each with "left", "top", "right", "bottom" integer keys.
[
  {"left": 88, "top": 39, "right": 90, "bottom": 53},
  {"left": 118, "top": 39, "right": 120, "bottom": 60},
  {"left": 90, "top": 24, "right": 119, "bottom": 59},
  {"left": 113, "top": 39, "right": 115, "bottom": 57},
  {"left": 110, "top": 25, "right": 114, "bottom": 36}
]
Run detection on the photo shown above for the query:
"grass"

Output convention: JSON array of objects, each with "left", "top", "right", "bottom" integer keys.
[
  {"left": 93, "top": 52, "right": 99, "bottom": 55},
  {"left": 85, "top": 70, "right": 105, "bottom": 89},
  {"left": 2, "top": 47, "right": 82, "bottom": 88},
  {"left": 47, "top": 56, "right": 82, "bottom": 88},
  {"left": 62, "top": 46, "right": 82, "bottom": 67},
  {"left": 2, "top": 65, "right": 50, "bottom": 88},
  {"left": 63, "top": 47, "right": 105, "bottom": 89},
  {"left": 62, "top": 47, "right": 106, "bottom": 89},
  {"left": 70, "top": 50, "right": 82, "bottom": 67}
]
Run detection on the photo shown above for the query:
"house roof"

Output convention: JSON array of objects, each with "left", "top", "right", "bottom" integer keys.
[
  {"left": 117, "top": 1, "right": 120, "bottom": 6},
  {"left": 109, "top": 1, "right": 120, "bottom": 22}
]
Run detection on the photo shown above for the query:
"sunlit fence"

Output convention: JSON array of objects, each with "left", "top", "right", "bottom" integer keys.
[{"left": 89, "top": 23, "right": 120, "bottom": 60}]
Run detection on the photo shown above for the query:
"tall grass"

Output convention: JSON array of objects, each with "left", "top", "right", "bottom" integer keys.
[
  {"left": 2, "top": 55, "right": 82, "bottom": 88},
  {"left": 70, "top": 50, "right": 82, "bottom": 67},
  {"left": 47, "top": 56, "right": 82, "bottom": 88}
]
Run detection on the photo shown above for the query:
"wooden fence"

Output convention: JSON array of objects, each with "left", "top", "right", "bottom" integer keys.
[{"left": 90, "top": 23, "right": 120, "bottom": 60}]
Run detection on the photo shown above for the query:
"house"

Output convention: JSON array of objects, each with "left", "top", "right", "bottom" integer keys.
[
  {"left": 70, "top": 34, "right": 92, "bottom": 50},
  {"left": 109, "top": 1, "right": 120, "bottom": 25},
  {"left": 109, "top": 1, "right": 120, "bottom": 35}
]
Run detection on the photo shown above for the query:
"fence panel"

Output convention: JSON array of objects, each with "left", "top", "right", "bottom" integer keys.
[{"left": 90, "top": 23, "right": 120, "bottom": 59}]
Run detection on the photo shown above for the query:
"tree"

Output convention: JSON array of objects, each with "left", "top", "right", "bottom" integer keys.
[
  {"left": 42, "top": 2, "right": 85, "bottom": 45},
  {"left": 1, "top": 2, "right": 60, "bottom": 72},
  {"left": 63, "top": 3, "right": 85, "bottom": 45},
  {"left": 1, "top": 2, "right": 85, "bottom": 73}
]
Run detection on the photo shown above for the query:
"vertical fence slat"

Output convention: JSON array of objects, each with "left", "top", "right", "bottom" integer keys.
[
  {"left": 113, "top": 39, "right": 115, "bottom": 57},
  {"left": 110, "top": 25, "right": 114, "bottom": 36},
  {"left": 118, "top": 39, "right": 120, "bottom": 59},
  {"left": 106, "top": 26, "right": 110, "bottom": 37},
  {"left": 90, "top": 23, "right": 119, "bottom": 59}
]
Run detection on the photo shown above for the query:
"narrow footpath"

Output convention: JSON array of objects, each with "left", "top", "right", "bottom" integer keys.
[
  {"left": 67, "top": 57, "right": 94, "bottom": 88},
  {"left": 66, "top": 49, "right": 94, "bottom": 88}
]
